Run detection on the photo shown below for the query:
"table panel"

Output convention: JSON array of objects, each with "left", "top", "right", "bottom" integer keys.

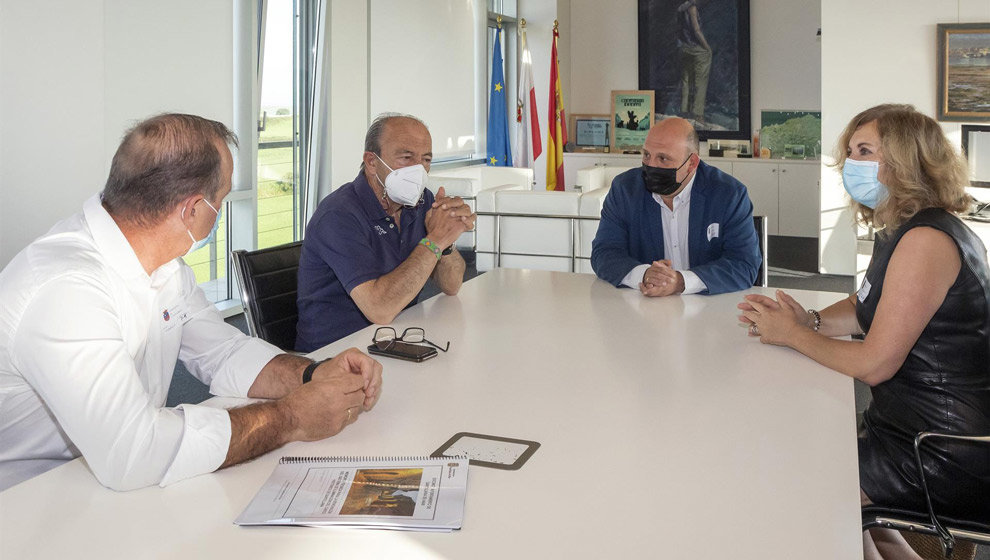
[{"left": 0, "top": 269, "right": 862, "bottom": 559}]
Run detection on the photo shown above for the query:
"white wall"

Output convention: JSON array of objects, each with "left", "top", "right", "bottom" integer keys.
[
  {"left": 565, "top": 0, "right": 821, "bottom": 133},
  {"left": 820, "top": 0, "right": 990, "bottom": 275},
  {"left": 0, "top": 0, "right": 234, "bottom": 268},
  {"left": 1, "top": 0, "right": 107, "bottom": 268}
]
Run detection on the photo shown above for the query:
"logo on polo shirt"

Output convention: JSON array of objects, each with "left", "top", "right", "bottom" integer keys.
[
  {"left": 163, "top": 309, "right": 170, "bottom": 321},
  {"left": 374, "top": 225, "right": 388, "bottom": 236}
]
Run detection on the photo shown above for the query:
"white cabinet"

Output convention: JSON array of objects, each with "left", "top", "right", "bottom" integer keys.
[
  {"left": 732, "top": 160, "right": 820, "bottom": 237},
  {"left": 731, "top": 162, "right": 781, "bottom": 235},
  {"left": 778, "top": 163, "right": 821, "bottom": 237}
]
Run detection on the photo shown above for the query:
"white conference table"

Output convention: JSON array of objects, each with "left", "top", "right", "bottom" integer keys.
[{"left": 0, "top": 268, "right": 863, "bottom": 559}]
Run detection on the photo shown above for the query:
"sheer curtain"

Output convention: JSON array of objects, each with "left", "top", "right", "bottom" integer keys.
[{"left": 299, "top": 0, "right": 333, "bottom": 226}]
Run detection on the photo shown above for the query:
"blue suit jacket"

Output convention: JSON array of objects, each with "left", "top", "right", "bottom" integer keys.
[{"left": 591, "top": 161, "right": 761, "bottom": 295}]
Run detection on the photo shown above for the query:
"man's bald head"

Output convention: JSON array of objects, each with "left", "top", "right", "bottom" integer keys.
[{"left": 644, "top": 117, "right": 700, "bottom": 157}]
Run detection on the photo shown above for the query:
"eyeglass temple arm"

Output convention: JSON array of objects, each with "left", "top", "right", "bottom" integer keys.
[{"left": 423, "top": 338, "right": 450, "bottom": 352}]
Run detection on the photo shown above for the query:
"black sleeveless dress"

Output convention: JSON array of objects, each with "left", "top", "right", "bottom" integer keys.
[{"left": 856, "top": 208, "right": 990, "bottom": 521}]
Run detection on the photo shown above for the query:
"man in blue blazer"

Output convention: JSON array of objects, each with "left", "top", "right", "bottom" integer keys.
[{"left": 591, "top": 117, "right": 761, "bottom": 296}]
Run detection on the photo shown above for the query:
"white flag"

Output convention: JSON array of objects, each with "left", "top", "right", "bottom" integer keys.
[{"left": 513, "top": 27, "right": 542, "bottom": 168}]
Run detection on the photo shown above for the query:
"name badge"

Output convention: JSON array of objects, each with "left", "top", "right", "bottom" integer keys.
[
  {"left": 857, "top": 277, "right": 872, "bottom": 303},
  {"left": 161, "top": 300, "right": 191, "bottom": 332},
  {"left": 706, "top": 223, "right": 720, "bottom": 241}
]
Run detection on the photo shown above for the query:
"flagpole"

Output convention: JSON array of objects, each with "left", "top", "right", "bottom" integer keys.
[{"left": 546, "top": 19, "right": 566, "bottom": 191}]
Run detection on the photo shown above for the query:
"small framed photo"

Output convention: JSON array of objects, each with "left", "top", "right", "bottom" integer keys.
[
  {"left": 937, "top": 23, "right": 990, "bottom": 122},
  {"left": 610, "top": 90, "right": 655, "bottom": 153},
  {"left": 783, "top": 144, "right": 806, "bottom": 159},
  {"left": 570, "top": 114, "right": 611, "bottom": 153}
]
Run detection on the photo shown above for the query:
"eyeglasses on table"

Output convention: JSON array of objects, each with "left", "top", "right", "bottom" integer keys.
[{"left": 372, "top": 327, "right": 450, "bottom": 352}]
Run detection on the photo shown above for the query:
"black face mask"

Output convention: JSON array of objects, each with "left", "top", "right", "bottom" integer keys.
[{"left": 642, "top": 156, "right": 691, "bottom": 196}]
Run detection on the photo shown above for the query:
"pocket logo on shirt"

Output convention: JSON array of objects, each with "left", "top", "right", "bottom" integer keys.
[
  {"left": 707, "top": 223, "right": 720, "bottom": 241},
  {"left": 162, "top": 300, "right": 191, "bottom": 332},
  {"left": 374, "top": 225, "right": 388, "bottom": 236}
]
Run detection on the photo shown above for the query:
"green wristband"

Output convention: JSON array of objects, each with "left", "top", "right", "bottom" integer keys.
[{"left": 419, "top": 237, "right": 442, "bottom": 260}]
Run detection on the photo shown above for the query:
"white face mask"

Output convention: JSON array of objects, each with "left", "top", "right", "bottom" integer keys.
[
  {"left": 182, "top": 198, "right": 220, "bottom": 257},
  {"left": 375, "top": 154, "right": 427, "bottom": 207}
]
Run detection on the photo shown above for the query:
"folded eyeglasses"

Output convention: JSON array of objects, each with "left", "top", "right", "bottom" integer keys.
[{"left": 372, "top": 327, "right": 450, "bottom": 352}]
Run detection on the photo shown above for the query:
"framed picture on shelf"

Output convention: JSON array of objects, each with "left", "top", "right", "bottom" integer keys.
[
  {"left": 610, "top": 90, "right": 655, "bottom": 153},
  {"left": 759, "top": 110, "right": 821, "bottom": 160},
  {"left": 570, "top": 114, "right": 611, "bottom": 153},
  {"left": 937, "top": 23, "right": 990, "bottom": 122},
  {"left": 637, "top": 0, "right": 751, "bottom": 141}
]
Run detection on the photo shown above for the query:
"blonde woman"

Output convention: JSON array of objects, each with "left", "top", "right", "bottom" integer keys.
[{"left": 738, "top": 104, "right": 989, "bottom": 559}]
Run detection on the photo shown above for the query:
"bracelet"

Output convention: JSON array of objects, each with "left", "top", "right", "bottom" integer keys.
[
  {"left": 808, "top": 309, "right": 822, "bottom": 332},
  {"left": 441, "top": 245, "right": 454, "bottom": 256},
  {"left": 302, "top": 359, "right": 323, "bottom": 384},
  {"left": 419, "top": 237, "right": 442, "bottom": 260}
]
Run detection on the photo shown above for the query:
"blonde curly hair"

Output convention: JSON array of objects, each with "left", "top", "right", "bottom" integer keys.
[{"left": 833, "top": 104, "right": 970, "bottom": 232}]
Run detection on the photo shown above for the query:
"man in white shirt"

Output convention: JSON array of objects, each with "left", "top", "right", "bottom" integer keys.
[
  {"left": 590, "top": 117, "right": 762, "bottom": 296},
  {"left": 0, "top": 114, "right": 383, "bottom": 492}
]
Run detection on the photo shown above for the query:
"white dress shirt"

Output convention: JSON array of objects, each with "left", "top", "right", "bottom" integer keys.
[
  {"left": 621, "top": 173, "right": 708, "bottom": 294},
  {"left": 0, "top": 195, "right": 281, "bottom": 491}
]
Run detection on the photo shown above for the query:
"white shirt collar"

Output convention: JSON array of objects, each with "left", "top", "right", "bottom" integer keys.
[
  {"left": 651, "top": 168, "right": 697, "bottom": 208},
  {"left": 83, "top": 194, "right": 180, "bottom": 283}
]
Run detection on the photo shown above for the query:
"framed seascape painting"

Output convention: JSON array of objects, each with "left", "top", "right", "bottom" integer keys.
[
  {"left": 637, "top": 0, "right": 751, "bottom": 141},
  {"left": 937, "top": 23, "right": 990, "bottom": 122}
]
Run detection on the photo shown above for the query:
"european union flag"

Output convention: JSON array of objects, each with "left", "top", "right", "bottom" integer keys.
[{"left": 487, "top": 27, "right": 513, "bottom": 167}]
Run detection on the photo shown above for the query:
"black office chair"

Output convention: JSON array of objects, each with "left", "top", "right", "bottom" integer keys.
[
  {"left": 861, "top": 431, "right": 990, "bottom": 558},
  {"left": 753, "top": 215, "right": 769, "bottom": 287},
  {"left": 231, "top": 241, "right": 303, "bottom": 352}
]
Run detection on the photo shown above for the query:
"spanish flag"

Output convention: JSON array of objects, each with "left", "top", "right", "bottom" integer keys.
[{"left": 546, "top": 22, "right": 567, "bottom": 191}]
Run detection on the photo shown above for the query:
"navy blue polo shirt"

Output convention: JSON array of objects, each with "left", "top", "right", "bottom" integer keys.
[{"left": 295, "top": 172, "right": 434, "bottom": 352}]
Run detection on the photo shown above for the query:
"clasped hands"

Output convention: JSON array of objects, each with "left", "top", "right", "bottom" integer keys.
[
  {"left": 737, "top": 289, "right": 814, "bottom": 346},
  {"left": 283, "top": 348, "right": 383, "bottom": 440},
  {"left": 425, "top": 186, "right": 476, "bottom": 249},
  {"left": 639, "top": 259, "right": 685, "bottom": 297}
]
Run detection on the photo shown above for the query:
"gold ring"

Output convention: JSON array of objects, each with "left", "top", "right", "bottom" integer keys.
[{"left": 346, "top": 408, "right": 353, "bottom": 422}]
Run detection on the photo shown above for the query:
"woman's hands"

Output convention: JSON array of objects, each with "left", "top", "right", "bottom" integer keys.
[{"left": 737, "top": 290, "right": 814, "bottom": 346}]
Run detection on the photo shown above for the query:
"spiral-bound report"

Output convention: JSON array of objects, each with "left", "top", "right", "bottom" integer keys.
[{"left": 235, "top": 455, "right": 469, "bottom": 531}]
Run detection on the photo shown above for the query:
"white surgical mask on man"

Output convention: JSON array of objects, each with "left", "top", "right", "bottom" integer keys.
[
  {"left": 183, "top": 198, "right": 221, "bottom": 256},
  {"left": 374, "top": 154, "right": 427, "bottom": 207}
]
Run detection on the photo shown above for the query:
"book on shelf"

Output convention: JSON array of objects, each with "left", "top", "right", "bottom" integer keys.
[{"left": 234, "top": 455, "right": 469, "bottom": 531}]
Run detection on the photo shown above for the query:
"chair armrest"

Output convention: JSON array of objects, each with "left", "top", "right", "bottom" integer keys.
[{"left": 912, "top": 431, "right": 990, "bottom": 554}]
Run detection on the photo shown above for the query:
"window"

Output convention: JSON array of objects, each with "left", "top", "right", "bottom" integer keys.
[
  {"left": 192, "top": 0, "right": 305, "bottom": 304},
  {"left": 257, "top": 0, "right": 301, "bottom": 250}
]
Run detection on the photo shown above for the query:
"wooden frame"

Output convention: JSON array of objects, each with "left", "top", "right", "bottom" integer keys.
[
  {"left": 569, "top": 113, "right": 611, "bottom": 153},
  {"left": 637, "top": 0, "right": 751, "bottom": 141},
  {"left": 610, "top": 90, "right": 655, "bottom": 153},
  {"left": 937, "top": 23, "right": 990, "bottom": 122}
]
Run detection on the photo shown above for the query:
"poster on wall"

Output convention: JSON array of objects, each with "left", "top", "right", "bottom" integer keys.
[
  {"left": 937, "top": 23, "right": 990, "bottom": 122},
  {"left": 611, "top": 90, "right": 655, "bottom": 153},
  {"left": 637, "top": 0, "right": 751, "bottom": 141}
]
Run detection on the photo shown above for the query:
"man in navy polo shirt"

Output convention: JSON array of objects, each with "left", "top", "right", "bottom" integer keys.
[{"left": 296, "top": 114, "right": 475, "bottom": 352}]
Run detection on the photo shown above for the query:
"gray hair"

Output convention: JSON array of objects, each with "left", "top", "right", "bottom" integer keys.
[
  {"left": 360, "top": 112, "right": 428, "bottom": 171},
  {"left": 102, "top": 113, "right": 237, "bottom": 226}
]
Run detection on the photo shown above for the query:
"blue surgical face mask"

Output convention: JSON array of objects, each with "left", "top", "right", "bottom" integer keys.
[
  {"left": 184, "top": 198, "right": 221, "bottom": 256},
  {"left": 842, "top": 158, "right": 889, "bottom": 209}
]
